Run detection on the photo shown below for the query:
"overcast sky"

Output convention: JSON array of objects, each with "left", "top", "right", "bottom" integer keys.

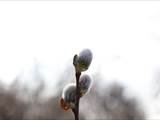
[{"left": 0, "top": 1, "right": 160, "bottom": 119}]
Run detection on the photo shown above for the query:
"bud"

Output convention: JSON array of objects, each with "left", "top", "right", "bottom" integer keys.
[
  {"left": 60, "top": 83, "right": 76, "bottom": 110},
  {"left": 73, "top": 49, "right": 93, "bottom": 72},
  {"left": 79, "top": 74, "right": 92, "bottom": 96}
]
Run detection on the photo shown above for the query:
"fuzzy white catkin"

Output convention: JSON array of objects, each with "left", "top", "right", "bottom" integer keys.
[
  {"left": 62, "top": 83, "right": 76, "bottom": 102},
  {"left": 79, "top": 74, "right": 92, "bottom": 95},
  {"left": 75, "top": 49, "right": 93, "bottom": 72},
  {"left": 79, "top": 49, "right": 92, "bottom": 63},
  {"left": 62, "top": 83, "right": 76, "bottom": 109}
]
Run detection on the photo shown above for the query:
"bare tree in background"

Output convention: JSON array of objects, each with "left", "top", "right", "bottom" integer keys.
[
  {"left": 80, "top": 75, "right": 145, "bottom": 120},
  {"left": 0, "top": 64, "right": 145, "bottom": 120}
]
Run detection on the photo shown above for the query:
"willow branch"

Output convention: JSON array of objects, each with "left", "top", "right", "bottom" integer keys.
[{"left": 74, "top": 72, "right": 81, "bottom": 120}]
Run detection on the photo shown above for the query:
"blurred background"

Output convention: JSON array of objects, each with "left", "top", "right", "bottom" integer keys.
[{"left": 0, "top": 1, "right": 160, "bottom": 120}]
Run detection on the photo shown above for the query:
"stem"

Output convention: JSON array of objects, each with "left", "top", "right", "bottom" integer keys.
[{"left": 74, "top": 72, "right": 81, "bottom": 120}]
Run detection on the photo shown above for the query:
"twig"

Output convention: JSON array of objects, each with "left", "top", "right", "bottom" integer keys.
[{"left": 74, "top": 72, "right": 81, "bottom": 120}]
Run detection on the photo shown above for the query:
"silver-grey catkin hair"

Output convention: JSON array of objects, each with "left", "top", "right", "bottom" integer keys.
[
  {"left": 62, "top": 83, "right": 76, "bottom": 109},
  {"left": 75, "top": 49, "right": 93, "bottom": 72},
  {"left": 79, "top": 74, "right": 92, "bottom": 95}
]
